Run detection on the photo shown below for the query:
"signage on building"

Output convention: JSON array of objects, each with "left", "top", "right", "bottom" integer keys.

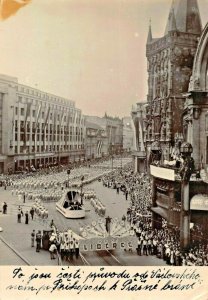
[
  {"left": 190, "top": 194, "right": 208, "bottom": 211},
  {"left": 150, "top": 165, "right": 175, "bottom": 181},
  {"left": 35, "top": 153, "right": 55, "bottom": 158}
]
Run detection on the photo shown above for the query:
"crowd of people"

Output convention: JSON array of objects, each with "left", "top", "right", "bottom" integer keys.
[
  {"left": 101, "top": 165, "right": 208, "bottom": 266},
  {"left": 1, "top": 155, "right": 208, "bottom": 266}
]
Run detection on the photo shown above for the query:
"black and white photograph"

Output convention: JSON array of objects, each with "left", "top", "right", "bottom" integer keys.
[{"left": 0, "top": 0, "right": 208, "bottom": 277}]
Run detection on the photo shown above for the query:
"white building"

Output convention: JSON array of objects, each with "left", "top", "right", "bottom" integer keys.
[{"left": 0, "top": 74, "right": 85, "bottom": 173}]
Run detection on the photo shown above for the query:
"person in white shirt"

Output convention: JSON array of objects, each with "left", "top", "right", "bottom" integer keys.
[
  {"left": 69, "top": 240, "right": 74, "bottom": 260},
  {"left": 49, "top": 243, "right": 57, "bottom": 259}
]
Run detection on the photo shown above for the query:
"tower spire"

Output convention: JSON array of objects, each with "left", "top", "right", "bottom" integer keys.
[
  {"left": 147, "top": 19, "right": 152, "bottom": 44},
  {"left": 169, "top": 6, "right": 177, "bottom": 32},
  {"left": 164, "top": 0, "right": 202, "bottom": 36}
]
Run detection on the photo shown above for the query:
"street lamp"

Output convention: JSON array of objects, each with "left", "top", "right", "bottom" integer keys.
[
  {"left": 111, "top": 154, "right": 114, "bottom": 170},
  {"left": 67, "top": 169, "right": 71, "bottom": 188},
  {"left": 120, "top": 149, "right": 123, "bottom": 170},
  {"left": 80, "top": 175, "right": 84, "bottom": 206}
]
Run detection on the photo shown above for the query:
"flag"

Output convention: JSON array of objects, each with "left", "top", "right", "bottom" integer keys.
[
  {"left": 139, "top": 120, "right": 145, "bottom": 151},
  {"left": 0, "top": 0, "right": 31, "bottom": 20}
]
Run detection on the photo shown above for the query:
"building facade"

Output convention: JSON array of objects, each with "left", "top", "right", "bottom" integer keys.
[
  {"left": 0, "top": 74, "right": 85, "bottom": 173},
  {"left": 85, "top": 114, "right": 123, "bottom": 157},
  {"left": 145, "top": 0, "right": 202, "bottom": 162},
  {"left": 85, "top": 120, "right": 108, "bottom": 160},
  {"left": 131, "top": 0, "right": 208, "bottom": 249},
  {"left": 104, "top": 114, "right": 123, "bottom": 155}
]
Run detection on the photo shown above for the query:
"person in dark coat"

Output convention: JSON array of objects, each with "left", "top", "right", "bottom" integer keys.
[
  {"left": 30, "top": 207, "right": 34, "bottom": 220},
  {"left": 31, "top": 230, "right": 35, "bottom": 247},
  {"left": 3, "top": 202, "right": 7, "bottom": 214},
  {"left": 25, "top": 211, "right": 29, "bottom": 224},
  {"left": 36, "top": 230, "right": 42, "bottom": 252},
  {"left": 17, "top": 211, "right": 21, "bottom": 223}
]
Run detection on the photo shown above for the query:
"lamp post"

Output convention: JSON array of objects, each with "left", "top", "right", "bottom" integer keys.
[
  {"left": 67, "top": 169, "right": 71, "bottom": 188},
  {"left": 111, "top": 154, "right": 114, "bottom": 170},
  {"left": 80, "top": 175, "right": 84, "bottom": 206}
]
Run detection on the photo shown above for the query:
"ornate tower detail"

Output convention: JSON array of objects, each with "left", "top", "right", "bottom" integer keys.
[{"left": 145, "top": 0, "right": 202, "bottom": 157}]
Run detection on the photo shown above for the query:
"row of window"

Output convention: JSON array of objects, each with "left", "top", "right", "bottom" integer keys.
[
  {"left": 15, "top": 105, "right": 82, "bottom": 124},
  {"left": 14, "top": 144, "right": 84, "bottom": 154},
  {"left": 14, "top": 120, "right": 83, "bottom": 132},
  {"left": 15, "top": 133, "right": 83, "bottom": 142},
  {"left": 17, "top": 92, "right": 74, "bottom": 107}
]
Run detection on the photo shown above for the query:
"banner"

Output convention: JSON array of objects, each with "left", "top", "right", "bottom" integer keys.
[
  {"left": 150, "top": 165, "right": 175, "bottom": 181},
  {"left": 79, "top": 236, "right": 137, "bottom": 252}
]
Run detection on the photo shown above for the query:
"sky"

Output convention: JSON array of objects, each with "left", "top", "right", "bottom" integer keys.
[{"left": 0, "top": 0, "right": 208, "bottom": 117}]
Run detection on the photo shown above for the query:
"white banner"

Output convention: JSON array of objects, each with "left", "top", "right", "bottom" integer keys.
[
  {"left": 150, "top": 165, "right": 175, "bottom": 181},
  {"left": 79, "top": 236, "right": 137, "bottom": 251}
]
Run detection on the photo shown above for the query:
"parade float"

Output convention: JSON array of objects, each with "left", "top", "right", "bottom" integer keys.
[
  {"left": 78, "top": 217, "right": 137, "bottom": 251},
  {"left": 56, "top": 189, "right": 85, "bottom": 219}
]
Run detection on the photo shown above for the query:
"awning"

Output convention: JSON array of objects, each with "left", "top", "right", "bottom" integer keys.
[
  {"left": 190, "top": 194, "right": 208, "bottom": 211},
  {"left": 151, "top": 206, "right": 168, "bottom": 220}
]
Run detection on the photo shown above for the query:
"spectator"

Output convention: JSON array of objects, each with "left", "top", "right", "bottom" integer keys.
[
  {"left": 30, "top": 207, "right": 34, "bottom": 220},
  {"left": 25, "top": 211, "right": 29, "bottom": 224}
]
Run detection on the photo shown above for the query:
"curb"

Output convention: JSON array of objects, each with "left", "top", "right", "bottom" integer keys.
[{"left": 0, "top": 234, "right": 31, "bottom": 266}]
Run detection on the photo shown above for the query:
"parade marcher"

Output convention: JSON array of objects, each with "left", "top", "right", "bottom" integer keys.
[
  {"left": 137, "top": 238, "right": 142, "bottom": 256},
  {"left": 25, "top": 211, "right": 29, "bottom": 224},
  {"left": 3, "top": 202, "right": 7, "bottom": 214},
  {"left": 143, "top": 239, "right": 147, "bottom": 256},
  {"left": 60, "top": 241, "right": 65, "bottom": 261},
  {"left": 36, "top": 230, "right": 42, "bottom": 252},
  {"left": 75, "top": 239, "right": 80, "bottom": 259},
  {"left": 30, "top": 207, "right": 35, "bottom": 220},
  {"left": 69, "top": 240, "right": 74, "bottom": 260},
  {"left": 122, "top": 214, "right": 126, "bottom": 223},
  {"left": 49, "top": 243, "right": 57, "bottom": 260},
  {"left": 17, "top": 211, "right": 21, "bottom": 223},
  {"left": 50, "top": 219, "right": 55, "bottom": 228},
  {"left": 31, "top": 230, "right": 35, "bottom": 247},
  {"left": 18, "top": 206, "right": 24, "bottom": 217}
]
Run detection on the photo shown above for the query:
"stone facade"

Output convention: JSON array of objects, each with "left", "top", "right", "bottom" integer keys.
[
  {"left": 183, "top": 23, "right": 208, "bottom": 170},
  {"left": 145, "top": 0, "right": 202, "bottom": 161}
]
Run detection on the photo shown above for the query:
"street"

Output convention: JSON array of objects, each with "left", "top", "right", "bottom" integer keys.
[{"left": 0, "top": 170, "right": 165, "bottom": 266}]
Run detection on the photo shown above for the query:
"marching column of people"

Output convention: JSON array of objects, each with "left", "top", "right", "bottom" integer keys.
[{"left": 30, "top": 223, "right": 80, "bottom": 262}]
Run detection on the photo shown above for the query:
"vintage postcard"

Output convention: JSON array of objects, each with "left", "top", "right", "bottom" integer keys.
[{"left": 0, "top": 0, "right": 208, "bottom": 299}]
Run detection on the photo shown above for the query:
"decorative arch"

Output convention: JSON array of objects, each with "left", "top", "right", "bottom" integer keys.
[{"left": 190, "top": 23, "right": 208, "bottom": 92}]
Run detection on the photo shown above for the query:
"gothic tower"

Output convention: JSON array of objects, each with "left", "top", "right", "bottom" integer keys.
[{"left": 145, "top": 0, "right": 202, "bottom": 160}]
